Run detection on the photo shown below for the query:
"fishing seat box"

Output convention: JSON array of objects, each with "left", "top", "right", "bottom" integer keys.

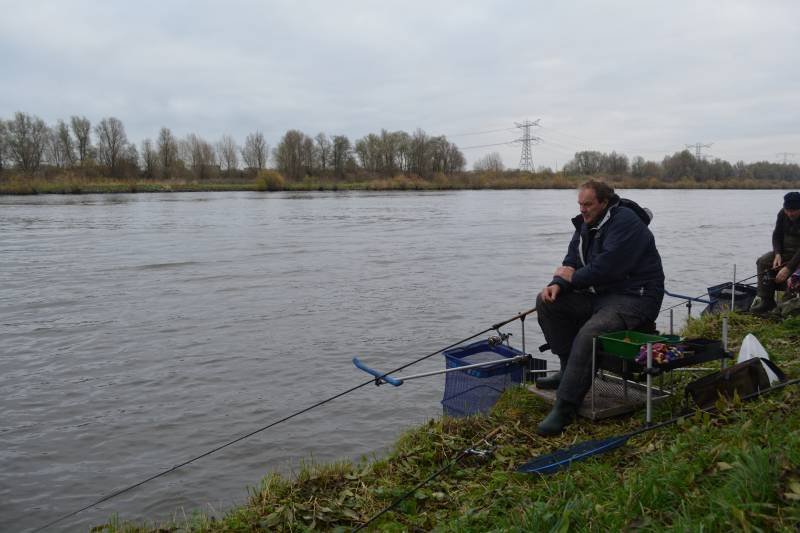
[{"left": 596, "top": 331, "right": 727, "bottom": 379}]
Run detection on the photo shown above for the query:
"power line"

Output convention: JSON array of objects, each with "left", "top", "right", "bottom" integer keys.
[
  {"left": 538, "top": 138, "right": 583, "bottom": 154},
  {"left": 538, "top": 125, "right": 678, "bottom": 155},
  {"left": 459, "top": 141, "right": 516, "bottom": 151},
  {"left": 446, "top": 127, "right": 517, "bottom": 138},
  {"left": 776, "top": 152, "right": 797, "bottom": 164}
]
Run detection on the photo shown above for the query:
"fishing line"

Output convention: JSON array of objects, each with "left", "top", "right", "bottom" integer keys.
[
  {"left": 354, "top": 426, "right": 503, "bottom": 532},
  {"left": 33, "top": 308, "right": 536, "bottom": 532}
]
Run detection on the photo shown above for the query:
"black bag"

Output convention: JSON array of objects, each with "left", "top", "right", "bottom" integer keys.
[{"left": 685, "top": 358, "right": 786, "bottom": 409}]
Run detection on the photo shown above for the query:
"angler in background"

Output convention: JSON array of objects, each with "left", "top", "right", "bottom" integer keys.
[
  {"left": 535, "top": 180, "right": 665, "bottom": 436},
  {"left": 751, "top": 191, "right": 800, "bottom": 314}
]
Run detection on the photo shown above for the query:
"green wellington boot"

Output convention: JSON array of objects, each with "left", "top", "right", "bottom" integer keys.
[
  {"left": 536, "top": 399, "right": 578, "bottom": 436},
  {"left": 751, "top": 271, "right": 777, "bottom": 314},
  {"left": 750, "top": 294, "right": 776, "bottom": 314}
]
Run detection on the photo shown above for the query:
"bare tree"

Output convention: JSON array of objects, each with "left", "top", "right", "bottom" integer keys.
[
  {"left": 178, "top": 138, "right": 192, "bottom": 172},
  {"left": 273, "top": 129, "right": 308, "bottom": 179},
  {"left": 0, "top": 120, "right": 7, "bottom": 173},
  {"left": 301, "top": 135, "right": 315, "bottom": 176},
  {"left": 182, "top": 133, "right": 216, "bottom": 180},
  {"left": 315, "top": 133, "right": 331, "bottom": 174},
  {"left": 241, "top": 131, "right": 268, "bottom": 171},
  {"left": 216, "top": 134, "right": 239, "bottom": 175},
  {"left": 394, "top": 131, "right": 412, "bottom": 173},
  {"left": 121, "top": 143, "right": 140, "bottom": 177},
  {"left": 331, "top": 135, "right": 351, "bottom": 178},
  {"left": 377, "top": 129, "right": 406, "bottom": 176},
  {"left": 603, "top": 151, "right": 629, "bottom": 175},
  {"left": 140, "top": 138, "right": 158, "bottom": 178},
  {"left": 407, "top": 129, "right": 430, "bottom": 177},
  {"left": 198, "top": 139, "right": 216, "bottom": 179},
  {"left": 429, "top": 136, "right": 449, "bottom": 174},
  {"left": 443, "top": 141, "right": 466, "bottom": 174},
  {"left": 46, "top": 128, "right": 69, "bottom": 168},
  {"left": 94, "top": 117, "right": 129, "bottom": 176},
  {"left": 70, "top": 116, "right": 91, "bottom": 166},
  {"left": 52, "top": 120, "right": 76, "bottom": 168},
  {"left": 355, "top": 133, "right": 381, "bottom": 174},
  {"left": 157, "top": 127, "right": 178, "bottom": 179},
  {"left": 473, "top": 152, "right": 504, "bottom": 173},
  {"left": 6, "top": 112, "right": 49, "bottom": 172}
]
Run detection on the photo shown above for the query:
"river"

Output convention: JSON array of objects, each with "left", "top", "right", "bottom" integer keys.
[{"left": 0, "top": 188, "right": 785, "bottom": 531}]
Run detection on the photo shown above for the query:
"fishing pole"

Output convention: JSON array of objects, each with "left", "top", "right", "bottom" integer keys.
[
  {"left": 517, "top": 376, "right": 800, "bottom": 475},
  {"left": 354, "top": 426, "right": 503, "bottom": 532},
  {"left": 33, "top": 307, "right": 537, "bottom": 532},
  {"left": 660, "top": 262, "right": 787, "bottom": 314},
  {"left": 354, "top": 353, "right": 530, "bottom": 386}
]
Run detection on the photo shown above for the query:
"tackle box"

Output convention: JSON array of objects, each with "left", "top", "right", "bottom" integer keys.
[{"left": 597, "top": 330, "right": 670, "bottom": 359}]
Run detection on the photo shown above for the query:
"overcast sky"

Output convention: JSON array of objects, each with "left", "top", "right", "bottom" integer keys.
[{"left": 2, "top": 0, "right": 798, "bottom": 170}]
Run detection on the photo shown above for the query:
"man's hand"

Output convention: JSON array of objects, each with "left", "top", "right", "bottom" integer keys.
[
  {"left": 554, "top": 266, "right": 575, "bottom": 282},
  {"left": 540, "top": 284, "right": 561, "bottom": 303},
  {"left": 773, "top": 254, "right": 783, "bottom": 269},
  {"left": 776, "top": 266, "right": 791, "bottom": 284}
]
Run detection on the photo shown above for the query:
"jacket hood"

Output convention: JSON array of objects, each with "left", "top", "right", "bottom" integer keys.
[
  {"left": 616, "top": 197, "right": 653, "bottom": 225},
  {"left": 572, "top": 194, "right": 652, "bottom": 229}
]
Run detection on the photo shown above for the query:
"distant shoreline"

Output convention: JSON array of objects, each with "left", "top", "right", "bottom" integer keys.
[{"left": 1, "top": 174, "right": 798, "bottom": 195}]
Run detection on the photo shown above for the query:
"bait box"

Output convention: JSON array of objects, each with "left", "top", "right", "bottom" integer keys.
[{"left": 597, "top": 330, "right": 670, "bottom": 359}]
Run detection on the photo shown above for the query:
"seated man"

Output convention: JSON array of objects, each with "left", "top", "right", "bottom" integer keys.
[
  {"left": 751, "top": 191, "right": 800, "bottom": 313},
  {"left": 535, "top": 180, "right": 664, "bottom": 436}
]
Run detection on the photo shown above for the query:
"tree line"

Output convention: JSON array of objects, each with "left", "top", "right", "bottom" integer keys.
[
  {"left": 2, "top": 110, "right": 798, "bottom": 185},
  {"left": 0, "top": 111, "right": 466, "bottom": 181},
  {"left": 560, "top": 149, "right": 800, "bottom": 182}
]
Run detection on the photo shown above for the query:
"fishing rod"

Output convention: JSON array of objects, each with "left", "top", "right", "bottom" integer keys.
[
  {"left": 352, "top": 308, "right": 538, "bottom": 386},
  {"left": 518, "top": 376, "right": 800, "bottom": 475},
  {"left": 354, "top": 353, "right": 530, "bottom": 386},
  {"left": 660, "top": 261, "right": 787, "bottom": 314},
  {"left": 33, "top": 307, "right": 537, "bottom": 532}
]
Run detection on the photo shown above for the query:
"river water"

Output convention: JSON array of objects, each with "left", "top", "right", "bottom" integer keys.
[{"left": 0, "top": 189, "right": 785, "bottom": 531}]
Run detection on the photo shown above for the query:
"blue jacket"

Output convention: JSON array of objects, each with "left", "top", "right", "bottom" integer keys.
[{"left": 551, "top": 195, "right": 665, "bottom": 303}]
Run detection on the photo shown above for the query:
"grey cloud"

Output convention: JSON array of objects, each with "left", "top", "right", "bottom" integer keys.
[{"left": 1, "top": 0, "right": 798, "bottom": 168}]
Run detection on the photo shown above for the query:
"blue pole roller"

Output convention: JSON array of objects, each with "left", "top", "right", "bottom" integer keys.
[{"left": 352, "top": 357, "right": 403, "bottom": 386}]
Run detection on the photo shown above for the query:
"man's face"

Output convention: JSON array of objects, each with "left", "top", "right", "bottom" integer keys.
[
  {"left": 578, "top": 188, "right": 608, "bottom": 225},
  {"left": 785, "top": 207, "right": 800, "bottom": 221}
]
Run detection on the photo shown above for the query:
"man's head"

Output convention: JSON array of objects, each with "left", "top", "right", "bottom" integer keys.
[
  {"left": 578, "top": 180, "right": 614, "bottom": 225},
  {"left": 784, "top": 192, "right": 800, "bottom": 221}
]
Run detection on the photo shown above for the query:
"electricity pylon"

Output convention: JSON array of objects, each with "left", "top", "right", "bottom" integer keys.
[
  {"left": 686, "top": 142, "right": 713, "bottom": 160},
  {"left": 515, "top": 119, "right": 541, "bottom": 171}
]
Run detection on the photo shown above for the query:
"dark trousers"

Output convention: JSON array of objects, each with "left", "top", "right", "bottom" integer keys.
[
  {"left": 756, "top": 251, "right": 788, "bottom": 299},
  {"left": 536, "top": 291, "right": 661, "bottom": 406}
]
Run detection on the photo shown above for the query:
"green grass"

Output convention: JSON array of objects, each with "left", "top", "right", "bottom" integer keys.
[
  {"left": 0, "top": 175, "right": 261, "bottom": 195},
  {"left": 3, "top": 172, "right": 799, "bottom": 195},
  {"left": 94, "top": 314, "right": 800, "bottom": 531}
]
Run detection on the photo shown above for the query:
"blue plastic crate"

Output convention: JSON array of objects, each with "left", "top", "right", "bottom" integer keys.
[{"left": 441, "top": 340, "right": 524, "bottom": 417}]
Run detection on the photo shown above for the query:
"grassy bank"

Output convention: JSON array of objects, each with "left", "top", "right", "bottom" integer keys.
[
  {"left": 96, "top": 313, "right": 800, "bottom": 532},
  {"left": 2, "top": 173, "right": 799, "bottom": 195}
]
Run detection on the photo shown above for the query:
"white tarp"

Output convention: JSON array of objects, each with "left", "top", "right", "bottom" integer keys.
[{"left": 737, "top": 333, "right": 780, "bottom": 384}]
